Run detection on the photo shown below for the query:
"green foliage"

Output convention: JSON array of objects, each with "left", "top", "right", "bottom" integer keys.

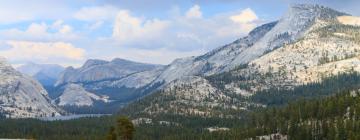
[
  {"left": 250, "top": 72, "right": 360, "bottom": 106},
  {"left": 106, "top": 126, "right": 117, "bottom": 140},
  {"left": 117, "top": 116, "right": 135, "bottom": 140},
  {"left": 316, "top": 23, "right": 360, "bottom": 45},
  {"left": 238, "top": 90, "right": 360, "bottom": 139},
  {"left": 0, "top": 116, "right": 115, "bottom": 140}
]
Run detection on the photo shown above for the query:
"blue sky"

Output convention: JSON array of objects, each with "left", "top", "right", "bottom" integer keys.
[{"left": 0, "top": 0, "right": 359, "bottom": 67}]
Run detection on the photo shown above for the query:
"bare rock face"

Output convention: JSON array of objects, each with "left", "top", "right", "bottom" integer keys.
[
  {"left": 0, "top": 57, "right": 61, "bottom": 118},
  {"left": 54, "top": 84, "right": 109, "bottom": 107}
]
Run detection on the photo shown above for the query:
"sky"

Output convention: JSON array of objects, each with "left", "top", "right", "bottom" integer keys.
[{"left": 0, "top": 0, "right": 359, "bottom": 67}]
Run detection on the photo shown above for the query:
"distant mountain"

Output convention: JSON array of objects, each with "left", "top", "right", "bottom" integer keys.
[
  {"left": 0, "top": 58, "right": 61, "bottom": 118},
  {"left": 33, "top": 71, "right": 58, "bottom": 87},
  {"left": 119, "top": 4, "right": 360, "bottom": 118},
  {"left": 55, "top": 58, "right": 162, "bottom": 86},
  {"left": 17, "top": 62, "right": 64, "bottom": 86},
  {"left": 53, "top": 58, "right": 163, "bottom": 113}
]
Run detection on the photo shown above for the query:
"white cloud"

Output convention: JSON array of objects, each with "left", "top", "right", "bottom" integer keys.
[
  {"left": 185, "top": 5, "right": 202, "bottom": 19},
  {"left": 74, "top": 5, "right": 119, "bottom": 21},
  {"left": 230, "top": 8, "right": 258, "bottom": 24},
  {"left": 0, "top": 41, "right": 85, "bottom": 64},
  {"left": 109, "top": 5, "right": 260, "bottom": 55},
  {"left": 112, "top": 10, "right": 170, "bottom": 43},
  {"left": 0, "top": 0, "right": 72, "bottom": 24},
  {"left": 25, "top": 22, "right": 49, "bottom": 37},
  {"left": 99, "top": 5, "right": 262, "bottom": 65},
  {"left": 0, "top": 20, "right": 78, "bottom": 41},
  {"left": 51, "top": 20, "right": 65, "bottom": 30},
  {"left": 0, "top": 3, "right": 262, "bottom": 66},
  {"left": 73, "top": 5, "right": 119, "bottom": 31},
  {"left": 88, "top": 21, "right": 105, "bottom": 30},
  {"left": 59, "top": 25, "right": 73, "bottom": 34}
]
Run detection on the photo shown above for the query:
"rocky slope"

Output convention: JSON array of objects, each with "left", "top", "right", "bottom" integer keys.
[
  {"left": 53, "top": 84, "right": 109, "bottom": 107},
  {"left": 0, "top": 58, "right": 61, "bottom": 118},
  {"left": 150, "top": 4, "right": 346, "bottom": 84},
  {"left": 119, "top": 4, "right": 360, "bottom": 118}
]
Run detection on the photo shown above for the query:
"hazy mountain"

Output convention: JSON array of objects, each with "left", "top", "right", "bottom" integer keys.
[{"left": 17, "top": 62, "right": 64, "bottom": 86}]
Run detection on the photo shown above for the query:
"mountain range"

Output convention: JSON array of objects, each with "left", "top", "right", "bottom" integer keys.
[
  {"left": 1, "top": 4, "right": 360, "bottom": 118},
  {"left": 119, "top": 4, "right": 360, "bottom": 118}
]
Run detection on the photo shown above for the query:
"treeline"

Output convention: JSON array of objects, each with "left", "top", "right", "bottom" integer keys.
[
  {"left": 250, "top": 72, "right": 360, "bottom": 106},
  {"left": 0, "top": 115, "right": 245, "bottom": 140},
  {"left": 232, "top": 90, "right": 360, "bottom": 139},
  {"left": 0, "top": 117, "right": 115, "bottom": 140}
]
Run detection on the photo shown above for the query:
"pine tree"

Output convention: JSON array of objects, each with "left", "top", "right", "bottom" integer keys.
[
  {"left": 106, "top": 126, "right": 117, "bottom": 140},
  {"left": 117, "top": 116, "right": 135, "bottom": 140}
]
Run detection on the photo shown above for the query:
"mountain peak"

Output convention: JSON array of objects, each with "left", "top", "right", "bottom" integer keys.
[
  {"left": 285, "top": 4, "right": 348, "bottom": 21},
  {"left": 82, "top": 59, "right": 108, "bottom": 69},
  {"left": 291, "top": 3, "right": 323, "bottom": 9},
  {"left": 110, "top": 58, "right": 135, "bottom": 64}
]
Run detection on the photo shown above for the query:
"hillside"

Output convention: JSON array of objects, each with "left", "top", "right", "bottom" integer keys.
[
  {"left": 0, "top": 58, "right": 61, "bottom": 118},
  {"left": 118, "top": 4, "right": 360, "bottom": 119}
]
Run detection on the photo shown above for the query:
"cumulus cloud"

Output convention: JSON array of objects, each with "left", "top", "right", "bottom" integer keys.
[
  {"left": 0, "top": 2, "right": 263, "bottom": 65},
  {"left": 185, "top": 5, "right": 202, "bottom": 19},
  {"left": 0, "top": 20, "right": 78, "bottom": 41},
  {"left": 74, "top": 5, "right": 119, "bottom": 21},
  {"left": 112, "top": 10, "right": 170, "bottom": 43},
  {"left": 88, "top": 21, "right": 105, "bottom": 30},
  {"left": 230, "top": 8, "right": 258, "bottom": 24},
  {"left": 0, "top": 41, "right": 85, "bottom": 64},
  {"left": 110, "top": 5, "right": 260, "bottom": 53},
  {"left": 59, "top": 25, "right": 73, "bottom": 34}
]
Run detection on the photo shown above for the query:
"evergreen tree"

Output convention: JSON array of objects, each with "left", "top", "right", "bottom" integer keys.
[
  {"left": 117, "top": 116, "right": 135, "bottom": 140},
  {"left": 106, "top": 126, "right": 117, "bottom": 140}
]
